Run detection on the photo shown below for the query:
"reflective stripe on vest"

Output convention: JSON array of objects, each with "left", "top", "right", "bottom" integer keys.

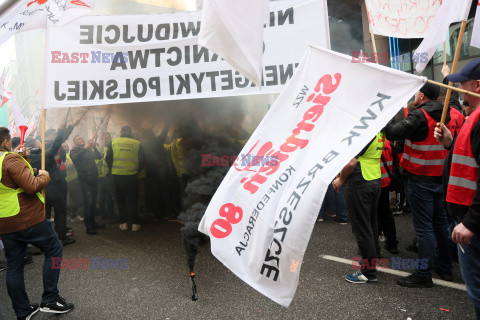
[
  {"left": 111, "top": 138, "right": 140, "bottom": 175},
  {"left": 401, "top": 108, "right": 450, "bottom": 176},
  {"left": 0, "top": 152, "right": 45, "bottom": 219},
  {"left": 358, "top": 132, "right": 384, "bottom": 181},
  {"left": 447, "top": 107, "right": 480, "bottom": 206},
  {"left": 380, "top": 139, "right": 393, "bottom": 188}
]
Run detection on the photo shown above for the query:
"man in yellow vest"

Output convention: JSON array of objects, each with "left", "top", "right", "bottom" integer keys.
[
  {"left": 97, "top": 132, "right": 115, "bottom": 220},
  {"left": 0, "top": 127, "right": 74, "bottom": 318},
  {"left": 106, "top": 126, "right": 145, "bottom": 232},
  {"left": 333, "top": 132, "right": 385, "bottom": 284}
]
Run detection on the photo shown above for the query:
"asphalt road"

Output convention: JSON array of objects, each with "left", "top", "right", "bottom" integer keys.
[{"left": 0, "top": 212, "right": 475, "bottom": 320}]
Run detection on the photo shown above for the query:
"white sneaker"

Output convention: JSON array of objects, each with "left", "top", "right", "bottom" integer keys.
[
  {"left": 119, "top": 223, "right": 128, "bottom": 231},
  {"left": 317, "top": 217, "right": 324, "bottom": 222},
  {"left": 132, "top": 224, "right": 141, "bottom": 232}
]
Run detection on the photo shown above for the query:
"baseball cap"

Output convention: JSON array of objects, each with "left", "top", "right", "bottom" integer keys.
[
  {"left": 446, "top": 59, "right": 480, "bottom": 83},
  {"left": 419, "top": 83, "right": 440, "bottom": 100}
]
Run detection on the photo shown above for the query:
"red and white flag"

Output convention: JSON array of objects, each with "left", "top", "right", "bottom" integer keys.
[
  {"left": 1, "top": 84, "right": 13, "bottom": 108},
  {"left": 0, "top": 0, "right": 95, "bottom": 47},
  {"left": 414, "top": 0, "right": 472, "bottom": 73},
  {"left": 11, "top": 94, "right": 28, "bottom": 130},
  {"left": 472, "top": 1, "right": 480, "bottom": 49},
  {"left": 198, "top": 0, "right": 270, "bottom": 87},
  {"left": 9, "top": 120, "right": 17, "bottom": 137}
]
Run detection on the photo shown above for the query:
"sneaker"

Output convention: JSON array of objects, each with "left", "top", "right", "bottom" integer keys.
[
  {"left": 385, "top": 244, "right": 399, "bottom": 254},
  {"left": 0, "top": 262, "right": 6, "bottom": 272},
  {"left": 334, "top": 218, "right": 347, "bottom": 225},
  {"left": 94, "top": 222, "right": 105, "bottom": 229},
  {"left": 29, "top": 246, "right": 42, "bottom": 256},
  {"left": 132, "top": 224, "right": 141, "bottom": 232},
  {"left": 40, "top": 296, "right": 74, "bottom": 314},
  {"left": 345, "top": 271, "right": 377, "bottom": 284},
  {"left": 396, "top": 273, "right": 433, "bottom": 288},
  {"left": 434, "top": 266, "right": 453, "bottom": 282},
  {"left": 24, "top": 253, "right": 33, "bottom": 265},
  {"left": 316, "top": 217, "right": 324, "bottom": 222},
  {"left": 393, "top": 210, "right": 403, "bottom": 216},
  {"left": 405, "top": 243, "right": 418, "bottom": 253},
  {"left": 86, "top": 228, "right": 97, "bottom": 235},
  {"left": 325, "top": 212, "right": 337, "bottom": 218},
  {"left": 119, "top": 223, "right": 128, "bottom": 231},
  {"left": 61, "top": 237, "right": 75, "bottom": 247},
  {"left": 17, "top": 303, "right": 39, "bottom": 320}
]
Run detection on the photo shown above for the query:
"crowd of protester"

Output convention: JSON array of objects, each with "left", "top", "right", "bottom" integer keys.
[{"left": 0, "top": 60, "right": 479, "bottom": 319}]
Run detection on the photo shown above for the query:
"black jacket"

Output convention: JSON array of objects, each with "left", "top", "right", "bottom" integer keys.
[{"left": 70, "top": 146, "right": 101, "bottom": 182}]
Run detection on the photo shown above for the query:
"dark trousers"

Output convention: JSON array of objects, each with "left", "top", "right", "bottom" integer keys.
[
  {"left": 345, "top": 177, "right": 381, "bottom": 278},
  {"left": 1, "top": 220, "right": 63, "bottom": 317},
  {"left": 79, "top": 179, "right": 99, "bottom": 229},
  {"left": 113, "top": 175, "right": 139, "bottom": 224},
  {"left": 98, "top": 176, "right": 114, "bottom": 218},
  {"left": 45, "top": 179, "right": 67, "bottom": 240},
  {"left": 406, "top": 180, "right": 452, "bottom": 277},
  {"left": 377, "top": 188, "right": 397, "bottom": 249}
]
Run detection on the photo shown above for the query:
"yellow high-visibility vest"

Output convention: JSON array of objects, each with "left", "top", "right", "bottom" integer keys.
[
  {"left": 111, "top": 138, "right": 140, "bottom": 175},
  {"left": 0, "top": 152, "right": 45, "bottom": 219},
  {"left": 65, "top": 153, "right": 77, "bottom": 183},
  {"left": 95, "top": 147, "right": 109, "bottom": 178},
  {"left": 165, "top": 138, "right": 186, "bottom": 177},
  {"left": 358, "top": 132, "right": 385, "bottom": 181}
]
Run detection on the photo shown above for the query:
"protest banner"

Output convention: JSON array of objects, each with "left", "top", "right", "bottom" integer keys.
[
  {"left": 365, "top": 0, "right": 441, "bottom": 38},
  {"left": 198, "top": 45, "right": 425, "bottom": 307},
  {"left": 44, "top": 0, "right": 330, "bottom": 108}
]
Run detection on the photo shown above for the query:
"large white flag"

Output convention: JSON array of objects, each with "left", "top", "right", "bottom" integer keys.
[
  {"left": 472, "top": 0, "right": 480, "bottom": 49},
  {"left": 198, "top": 0, "right": 269, "bottom": 87},
  {"left": 0, "top": 0, "right": 94, "bottom": 47},
  {"left": 414, "top": 0, "right": 472, "bottom": 73},
  {"left": 198, "top": 45, "right": 425, "bottom": 307}
]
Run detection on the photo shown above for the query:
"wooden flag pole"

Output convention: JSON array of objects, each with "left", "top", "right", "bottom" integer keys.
[
  {"left": 371, "top": 31, "right": 379, "bottom": 64},
  {"left": 443, "top": 42, "right": 447, "bottom": 66},
  {"left": 427, "top": 79, "right": 480, "bottom": 99},
  {"left": 440, "top": 20, "right": 467, "bottom": 124}
]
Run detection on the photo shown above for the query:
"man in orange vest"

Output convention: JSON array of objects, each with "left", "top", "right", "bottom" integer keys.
[
  {"left": 385, "top": 82, "right": 464, "bottom": 288},
  {"left": 435, "top": 59, "right": 480, "bottom": 318}
]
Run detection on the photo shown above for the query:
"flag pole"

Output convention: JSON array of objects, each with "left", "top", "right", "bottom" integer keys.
[
  {"left": 443, "top": 42, "right": 447, "bottom": 66},
  {"left": 427, "top": 79, "right": 480, "bottom": 98},
  {"left": 440, "top": 20, "right": 467, "bottom": 124},
  {"left": 41, "top": 108, "right": 46, "bottom": 203},
  {"left": 371, "top": 31, "right": 379, "bottom": 64}
]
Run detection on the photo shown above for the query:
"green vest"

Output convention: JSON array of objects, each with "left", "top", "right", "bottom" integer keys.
[
  {"left": 95, "top": 147, "right": 109, "bottom": 178},
  {"left": 65, "top": 153, "right": 78, "bottom": 183},
  {"left": 0, "top": 152, "right": 45, "bottom": 219},
  {"left": 111, "top": 138, "right": 140, "bottom": 175},
  {"left": 358, "top": 132, "right": 385, "bottom": 181}
]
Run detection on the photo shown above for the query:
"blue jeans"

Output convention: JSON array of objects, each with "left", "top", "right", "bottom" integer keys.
[
  {"left": 406, "top": 180, "right": 452, "bottom": 277},
  {"left": 319, "top": 183, "right": 347, "bottom": 221},
  {"left": 1, "top": 220, "right": 63, "bottom": 317},
  {"left": 457, "top": 231, "right": 480, "bottom": 318}
]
